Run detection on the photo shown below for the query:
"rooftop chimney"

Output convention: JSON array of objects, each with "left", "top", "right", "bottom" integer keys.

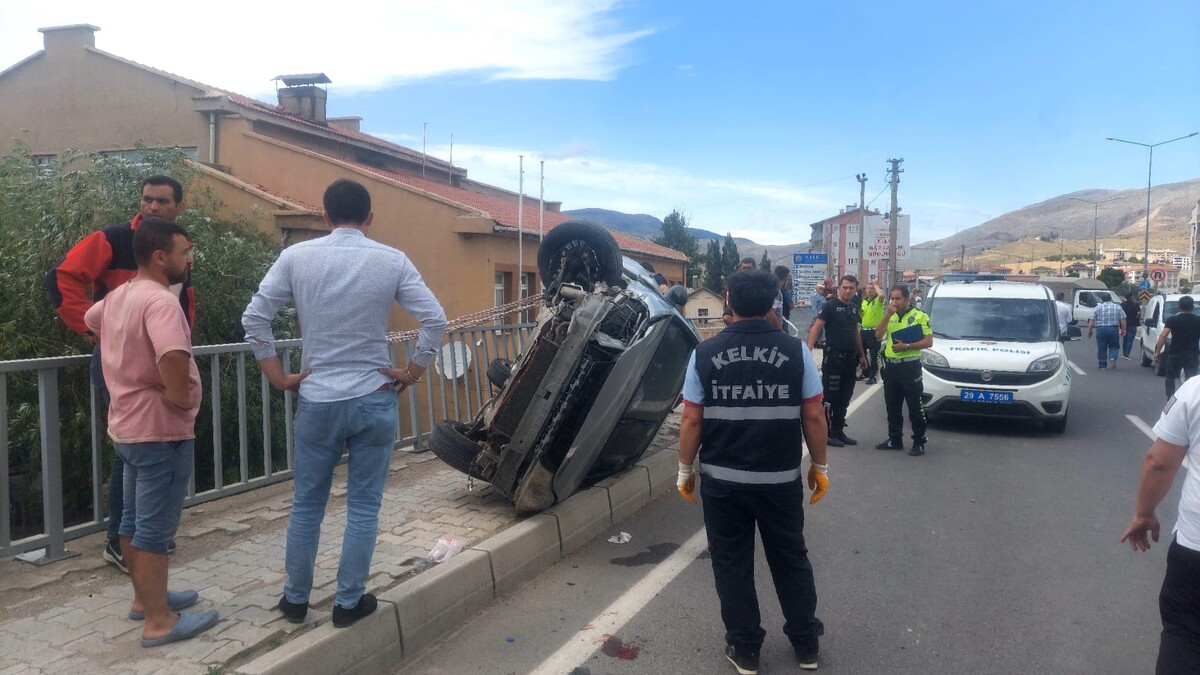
[
  {"left": 39, "top": 24, "right": 99, "bottom": 52},
  {"left": 327, "top": 116, "right": 362, "bottom": 132},
  {"left": 273, "top": 73, "right": 331, "bottom": 124}
]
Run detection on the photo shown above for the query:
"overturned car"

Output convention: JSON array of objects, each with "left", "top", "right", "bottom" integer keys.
[{"left": 430, "top": 221, "right": 700, "bottom": 513}]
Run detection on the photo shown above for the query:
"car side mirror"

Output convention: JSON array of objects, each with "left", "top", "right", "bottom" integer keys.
[{"left": 1145, "top": 318, "right": 1155, "bottom": 328}]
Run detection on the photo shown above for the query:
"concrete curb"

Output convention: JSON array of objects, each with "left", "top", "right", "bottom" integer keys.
[{"left": 233, "top": 448, "right": 674, "bottom": 674}]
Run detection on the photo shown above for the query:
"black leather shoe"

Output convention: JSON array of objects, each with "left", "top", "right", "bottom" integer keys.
[
  {"left": 277, "top": 596, "right": 308, "bottom": 624},
  {"left": 793, "top": 637, "right": 820, "bottom": 670},
  {"left": 865, "top": 377, "right": 878, "bottom": 384},
  {"left": 827, "top": 435, "right": 845, "bottom": 448},
  {"left": 725, "top": 644, "right": 760, "bottom": 674},
  {"left": 875, "top": 439, "right": 903, "bottom": 450},
  {"left": 909, "top": 442, "right": 926, "bottom": 456},
  {"left": 333, "top": 593, "right": 378, "bottom": 628},
  {"left": 832, "top": 433, "right": 857, "bottom": 446}
]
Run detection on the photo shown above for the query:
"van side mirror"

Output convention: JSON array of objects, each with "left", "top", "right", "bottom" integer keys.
[
  {"left": 1145, "top": 318, "right": 1155, "bottom": 328},
  {"left": 1065, "top": 325, "right": 1083, "bottom": 341}
]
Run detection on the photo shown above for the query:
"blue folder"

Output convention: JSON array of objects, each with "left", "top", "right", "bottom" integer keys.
[{"left": 890, "top": 324, "right": 925, "bottom": 345}]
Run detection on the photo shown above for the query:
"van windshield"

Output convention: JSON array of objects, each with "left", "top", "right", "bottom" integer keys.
[{"left": 927, "top": 297, "right": 1057, "bottom": 342}]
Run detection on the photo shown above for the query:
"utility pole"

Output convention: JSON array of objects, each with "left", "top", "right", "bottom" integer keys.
[
  {"left": 959, "top": 245, "right": 965, "bottom": 272},
  {"left": 856, "top": 173, "right": 868, "bottom": 280},
  {"left": 886, "top": 158, "right": 904, "bottom": 287}
]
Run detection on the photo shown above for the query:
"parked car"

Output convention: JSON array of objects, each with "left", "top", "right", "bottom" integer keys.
[
  {"left": 920, "top": 278, "right": 1078, "bottom": 433},
  {"left": 430, "top": 221, "right": 701, "bottom": 513},
  {"left": 1140, "top": 293, "right": 1194, "bottom": 376}
]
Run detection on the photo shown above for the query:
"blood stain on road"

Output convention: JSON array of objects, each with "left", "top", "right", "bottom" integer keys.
[{"left": 599, "top": 634, "right": 641, "bottom": 660}]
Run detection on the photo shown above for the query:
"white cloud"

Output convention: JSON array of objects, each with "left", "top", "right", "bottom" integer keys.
[
  {"left": 425, "top": 141, "right": 841, "bottom": 245},
  {"left": 0, "top": 1, "right": 651, "bottom": 96}
]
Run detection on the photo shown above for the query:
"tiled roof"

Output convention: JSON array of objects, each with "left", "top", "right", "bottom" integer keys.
[{"left": 350, "top": 163, "right": 688, "bottom": 262}]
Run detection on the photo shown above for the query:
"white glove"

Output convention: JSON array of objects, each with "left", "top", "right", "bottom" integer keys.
[{"left": 677, "top": 461, "right": 697, "bottom": 503}]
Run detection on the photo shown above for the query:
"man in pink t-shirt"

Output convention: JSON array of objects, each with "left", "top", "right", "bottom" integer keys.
[{"left": 85, "top": 218, "right": 218, "bottom": 648}]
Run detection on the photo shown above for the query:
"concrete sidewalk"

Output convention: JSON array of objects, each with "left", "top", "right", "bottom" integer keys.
[{"left": 0, "top": 422, "right": 680, "bottom": 675}]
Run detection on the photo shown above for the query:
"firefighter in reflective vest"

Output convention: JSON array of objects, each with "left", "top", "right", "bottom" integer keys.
[
  {"left": 873, "top": 284, "right": 934, "bottom": 456},
  {"left": 676, "top": 269, "right": 829, "bottom": 673}
]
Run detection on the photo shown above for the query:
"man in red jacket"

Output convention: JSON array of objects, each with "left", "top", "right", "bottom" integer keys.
[{"left": 45, "top": 175, "right": 194, "bottom": 573}]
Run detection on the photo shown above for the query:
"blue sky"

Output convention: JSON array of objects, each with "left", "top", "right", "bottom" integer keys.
[{"left": 3, "top": 1, "right": 1198, "bottom": 246}]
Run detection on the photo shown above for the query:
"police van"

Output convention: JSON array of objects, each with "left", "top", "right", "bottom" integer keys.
[{"left": 920, "top": 277, "right": 1079, "bottom": 433}]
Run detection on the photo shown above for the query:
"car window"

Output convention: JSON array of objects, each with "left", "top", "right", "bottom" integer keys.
[
  {"left": 1077, "top": 292, "right": 1098, "bottom": 308},
  {"left": 926, "top": 297, "right": 1056, "bottom": 342},
  {"left": 1164, "top": 301, "right": 1180, "bottom": 321}
]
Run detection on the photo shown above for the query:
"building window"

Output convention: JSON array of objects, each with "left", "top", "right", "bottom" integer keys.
[
  {"left": 698, "top": 308, "right": 710, "bottom": 317},
  {"left": 99, "top": 147, "right": 199, "bottom": 167}
]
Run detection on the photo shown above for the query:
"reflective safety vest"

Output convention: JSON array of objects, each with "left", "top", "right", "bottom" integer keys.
[
  {"left": 694, "top": 319, "right": 808, "bottom": 485},
  {"left": 882, "top": 306, "right": 931, "bottom": 359}
]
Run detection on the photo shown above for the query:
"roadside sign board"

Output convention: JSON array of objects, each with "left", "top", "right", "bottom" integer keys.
[
  {"left": 792, "top": 252, "right": 827, "bottom": 308},
  {"left": 1140, "top": 279, "right": 1152, "bottom": 292},
  {"left": 1140, "top": 290, "right": 1152, "bottom": 301},
  {"left": 1151, "top": 269, "right": 1166, "bottom": 283}
]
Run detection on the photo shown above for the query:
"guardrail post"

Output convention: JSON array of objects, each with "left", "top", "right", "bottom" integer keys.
[{"left": 27, "top": 368, "right": 78, "bottom": 564}]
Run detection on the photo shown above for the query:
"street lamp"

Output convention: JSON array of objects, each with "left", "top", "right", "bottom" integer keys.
[
  {"left": 1070, "top": 196, "right": 1123, "bottom": 279},
  {"left": 1107, "top": 132, "right": 1199, "bottom": 280}
]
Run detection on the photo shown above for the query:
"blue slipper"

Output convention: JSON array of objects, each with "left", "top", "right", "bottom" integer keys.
[
  {"left": 128, "top": 589, "right": 200, "bottom": 620},
  {"left": 140, "top": 609, "right": 220, "bottom": 648}
]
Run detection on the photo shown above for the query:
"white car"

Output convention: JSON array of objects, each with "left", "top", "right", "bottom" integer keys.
[
  {"left": 920, "top": 279, "right": 1077, "bottom": 433},
  {"left": 1140, "top": 294, "right": 1193, "bottom": 376}
]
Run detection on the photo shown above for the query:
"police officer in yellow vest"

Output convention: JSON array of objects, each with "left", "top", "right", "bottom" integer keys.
[
  {"left": 873, "top": 284, "right": 933, "bottom": 456},
  {"left": 859, "top": 280, "right": 886, "bottom": 385}
]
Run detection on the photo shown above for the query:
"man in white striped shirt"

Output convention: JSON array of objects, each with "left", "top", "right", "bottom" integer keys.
[{"left": 242, "top": 179, "right": 447, "bottom": 629}]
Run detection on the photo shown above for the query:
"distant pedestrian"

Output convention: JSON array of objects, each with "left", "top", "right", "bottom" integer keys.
[
  {"left": 1121, "top": 375, "right": 1200, "bottom": 672},
  {"left": 723, "top": 257, "right": 759, "bottom": 326},
  {"left": 1055, "top": 292, "right": 1073, "bottom": 338},
  {"left": 1122, "top": 292, "right": 1142, "bottom": 359},
  {"left": 1155, "top": 295, "right": 1200, "bottom": 398},
  {"left": 808, "top": 284, "right": 827, "bottom": 348},
  {"left": 874, "top": 285, "right": 933, "bottom": 456},
  {"left": 677, "top": 269, "right": 828, "bottom": 673},
  {"left": 774, "top": 265, "right": 794, "bottom": 323},
  {"left": 242, "top": 179, "right": 448, "bottom": 628},
  {"left": 45, "top": 175, "right": 191, "bottom": 573},
  {"left": 1088, "top": 296, "right": 1127, "bottom": 369},
  {"left": 860, "top": 280, "right": 886, "bottom": 384},
  {"left": 808, "top": 275, "right": 868, "bottom": 447},
  {"left": 84, "top": 218, "right": 218, "bottom": 647}
]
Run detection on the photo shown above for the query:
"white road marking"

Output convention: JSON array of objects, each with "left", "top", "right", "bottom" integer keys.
[
  {"left": 1067, "top": 360, "right": 1086, "bottom": 376},
  {"left": 1127, "top": 413, "right": 1188, "bottom": 469},
  {"left": 529, "top": 528, "right": 710, "bottom": 675}
]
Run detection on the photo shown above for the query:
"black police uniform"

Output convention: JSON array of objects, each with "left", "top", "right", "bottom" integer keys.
[
  {"left": 816, "top": 297, "right": 862, "bottom": 439},
  {"left": 692, "top": 319, "right": 824, "bottom": 653}
]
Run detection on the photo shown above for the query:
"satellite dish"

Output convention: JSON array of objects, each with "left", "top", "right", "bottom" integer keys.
[{"left": 435, "top": 342, "right": 472, "bottom": 380}]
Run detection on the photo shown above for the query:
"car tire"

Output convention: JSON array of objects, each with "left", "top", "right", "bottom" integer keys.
[
  {"left": 1044, "top": 412, "right": 1068, "bottom": 434},
  {"left": 487, "top": 358, "right": 513, "bottom": 389},
  {"left": 538, "top": 220, "right": 623, "bottom": 289},
  {"left": 430, "top": 421, "right": 485, "bottom": 478},
  {"left": 1141, "top": 340, "right": 1153, "bottom": 367}
]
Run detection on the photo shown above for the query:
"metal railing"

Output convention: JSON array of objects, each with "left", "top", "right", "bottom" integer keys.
[{"left": 1, "top": 323, "right": 534, "bottom": 561}]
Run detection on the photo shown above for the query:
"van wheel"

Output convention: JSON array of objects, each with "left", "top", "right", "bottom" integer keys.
[
  {"left": 1044, "top": 412, "right": 1068, "bottom": 434},
  {"left": 538, "top": 220, "right": 623, "bottom": 290},
  {"left": 430, "top": 422, "right": 486, "bottom": 478},
  {"left": 1140, "top": 340, "right": 1153, "bottom": 367}
]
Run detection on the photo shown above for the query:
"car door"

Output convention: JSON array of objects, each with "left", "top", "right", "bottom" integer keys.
[{"left": 1142, "top": 296, "right": 1163, "bottom": 362}]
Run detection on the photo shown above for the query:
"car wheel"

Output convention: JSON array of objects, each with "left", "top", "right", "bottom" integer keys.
[
  {"left": 1044, "top": 412, "right": 1068, "bottom": 434},
  {"left": 486, "top": 358, "right": 513, "bottom": 389},
  {"left": 430, "top": 421, "right": 485, "bottom": 478},
  {"left": 538, "top": 220, "right": 623, "bottom": 290},
  {"left": 1140, "top": 340, "right": 1153, "bottom": 367}
]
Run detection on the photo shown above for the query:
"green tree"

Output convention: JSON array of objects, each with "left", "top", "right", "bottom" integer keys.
[
  {"left": 721, "top": 233, "right": 741, "bottom": 278},
  {"left": 704, "top": 239, "right": 723, "bottom": 294},
  {"left": 0, "top": 143, "right": 295, "bottom": 537},
  {"left": 1098, "top": 267, "right": 1126, "bottom": 289},
  {"left": 759, "top": 251, "right": 771, "bottom": 270},
  {"left": 652, "top": 209, "right": 698, "bottom": 260}
]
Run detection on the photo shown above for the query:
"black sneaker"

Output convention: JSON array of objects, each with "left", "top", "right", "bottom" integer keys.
[
  {"left": 103, "top": 540, "right": 129, "bottom": 575},
  {"left": 277, "top": 596, "right": 309, "bottom": 624},
  {"left": 832, "top": 433, "right": 858, "bottom": 446},
  {"left": 874, "top": 439, "right": 903, "bottom": 451},
  {"left": 167, "top": 540, "right": 177, "bottom": 555},
  {"left": 724, "top": 644, "right": 760, "bottom": 675},
  {"left": 910, "top": 441, "right": 926, "bottom": 456},
  {"left": 865, "top": 376, "right": 878, "bottom": 384},
  {"left": 827, "top": 435, "right": 845, "bottom": 448},
  {"left": 794, "top": 637, "right": 820, "bottom": 670},
  {"left": 332, "top": 593, "right": 378, "bottom": 628}
]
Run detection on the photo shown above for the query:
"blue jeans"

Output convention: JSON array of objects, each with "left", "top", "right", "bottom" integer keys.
[
  {"left": 284, "top": 389, "right": 397, "bottom": 608},
  {"left": 91, "top": 347, "right": 123, "bottom": 543},
  {"left": 1122, "top": 329, "right": 1137, "bottom": 358},
  {"left": 117, "top": 440, "right": 194, "bottom": 555},
  {"left": 1096, "top": 326, "right": 1120, "bottom": 367}
]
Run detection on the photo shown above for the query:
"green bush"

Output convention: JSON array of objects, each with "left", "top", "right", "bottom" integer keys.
[{"left": 0, "top": 144, "right": 296, "bottom": 540}]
